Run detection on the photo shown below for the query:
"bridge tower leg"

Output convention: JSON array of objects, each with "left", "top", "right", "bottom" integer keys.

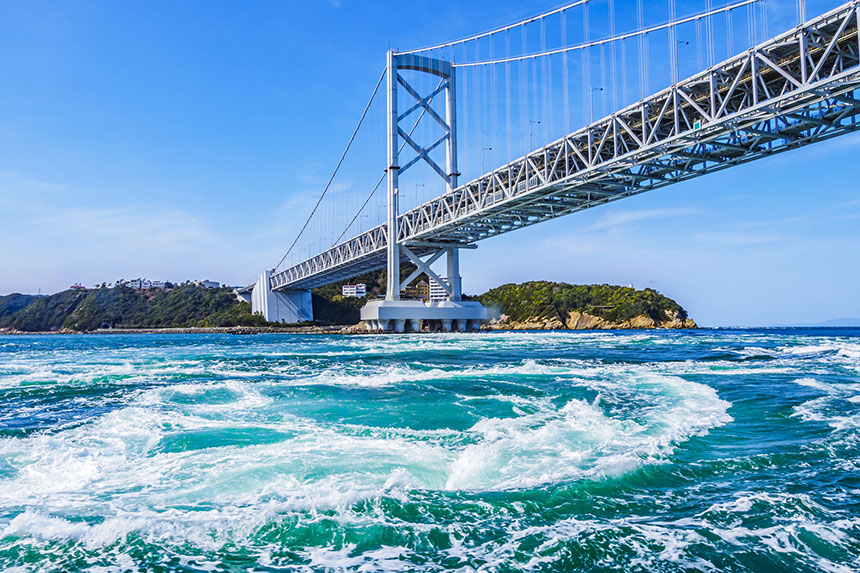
[
  {"left": 360, "top": 50, "right": 486, "bottom": 331},
  {"left": 385, "top": 49, "right": 401, "bottom": 302},
  {"left": 444, "top": 62, "right": 462, "bottom": 303}
]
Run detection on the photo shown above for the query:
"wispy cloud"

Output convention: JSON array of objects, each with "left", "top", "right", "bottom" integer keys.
[
  {"left": 693, "top": 231, "right": 781, "bottom": 245},
  {"left": 39, "top": 205, "right": 214, "bottom": 248},
  {"left": 0, "top": 172, "right": 69, "bottom": 208},
  {"left": 583, "top": 207, "right": 700, "bottom": 232}
]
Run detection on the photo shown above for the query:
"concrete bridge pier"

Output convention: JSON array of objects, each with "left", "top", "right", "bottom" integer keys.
[
  {"left": 361, "top": 299, "right": 486, "bottom": 333},
  {"left": 251, "top": 270, "right": 313, "bottom": 324}
]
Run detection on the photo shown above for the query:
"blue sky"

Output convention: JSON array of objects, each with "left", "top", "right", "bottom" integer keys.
[{"left": 0, "top": 0, "right": 857, "bottom": 326}]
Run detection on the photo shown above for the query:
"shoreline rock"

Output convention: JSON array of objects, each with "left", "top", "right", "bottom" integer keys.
[{"left": 483, "top": 310, "right": 697, "bottom": 331}]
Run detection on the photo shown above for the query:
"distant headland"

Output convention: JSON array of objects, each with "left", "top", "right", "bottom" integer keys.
[{"left": 477, "top": 281, "right": 696, "bottom": 330}]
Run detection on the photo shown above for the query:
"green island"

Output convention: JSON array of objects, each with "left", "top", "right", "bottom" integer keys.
[
  {"left": 0, "top": 272, "right": 695, "bottom": 332},
  {"left": 477, "top": 281, "right": 696, "bottom": 330}
]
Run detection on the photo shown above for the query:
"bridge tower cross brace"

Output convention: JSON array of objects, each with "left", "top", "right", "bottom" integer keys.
[{"left": 385, "top": 50, "right": 461, "bottom": 301}]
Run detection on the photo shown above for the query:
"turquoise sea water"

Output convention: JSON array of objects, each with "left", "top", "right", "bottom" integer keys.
[{"left": 0, "top": 329, "right": 858, "bottom": 571}]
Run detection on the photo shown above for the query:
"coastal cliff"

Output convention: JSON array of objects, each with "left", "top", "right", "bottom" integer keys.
[{"left": 478, "top": 281, "right": 696, "bottom": 330}]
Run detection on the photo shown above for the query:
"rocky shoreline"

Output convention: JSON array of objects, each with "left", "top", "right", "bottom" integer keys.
[
  {"left": 0, "top": 310, "right": 696, "bottom": 336},
  {"left": 483, "top": 309, "right": 697, "bottom": 331}
]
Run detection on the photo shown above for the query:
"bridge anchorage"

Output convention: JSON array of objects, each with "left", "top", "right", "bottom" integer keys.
[{"left": 250, "top": 0, "right": 860, "bottom": 331}]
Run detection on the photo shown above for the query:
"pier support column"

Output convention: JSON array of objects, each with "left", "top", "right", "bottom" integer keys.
[
  {"left": 446, "top": 248, "right": 462, "bottom": 302},
  {"left": 360, "top": 299, "right": 485, "bottom": 334}
]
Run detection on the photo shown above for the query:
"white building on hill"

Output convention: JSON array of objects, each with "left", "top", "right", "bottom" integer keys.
[
  {"left": 429, "top": 277, "right": 449, "bottom": 301},
  {"left": 342, "top": 284, "right": 367, "bottom": 298},
  {"left": 125, "top": 279, "right": 152, "bottom": 290}
]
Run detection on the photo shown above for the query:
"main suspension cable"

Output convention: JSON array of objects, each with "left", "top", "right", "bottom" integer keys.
[
  {"left": 401, "top": 0, "right": 590, "bottom": 54},
  {"left": 329, "top": 78, "right": 446, "bottom": 248},
  {"left": 453, "top": 0, "right": 758, "bottom": 68},
  {"left": 272, "top": 67, "right": 386, "bottom": 273}
]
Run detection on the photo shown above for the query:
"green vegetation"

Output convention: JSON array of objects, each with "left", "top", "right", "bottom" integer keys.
[
  {"left": 0, "top": 269, "right": 403, "bottom": 331},
  {"left": 0, "top": 293, "right": 39, "bottom": 322},
  {"left": 477, "top": 281, "right": 687, "bottom": 324},
  {"left": 0, "top": 285, "right": 267, "bottom": 332}
]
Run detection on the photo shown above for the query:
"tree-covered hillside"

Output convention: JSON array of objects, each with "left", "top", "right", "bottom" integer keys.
[
  {"left": 0, "top": 293, "right": 39, "bottom": 322},
  {"left": 0, "top": 285, "right": 267, "bottom": 331},
  {"left": 477, "top": 281, "right": 688, "bottom": 324}
]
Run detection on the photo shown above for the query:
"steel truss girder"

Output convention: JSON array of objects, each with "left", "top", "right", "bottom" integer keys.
[{"left": 271, "top": 1, "right": 860, "bottom": 292}]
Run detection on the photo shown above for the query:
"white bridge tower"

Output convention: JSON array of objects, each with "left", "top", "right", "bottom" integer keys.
[{"left": 360, "top": 50, "right": 486, "bottom": 332}]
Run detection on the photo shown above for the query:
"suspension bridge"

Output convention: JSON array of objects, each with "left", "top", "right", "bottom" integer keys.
[{"left": 241, "top": 0, "right": 860, "bottom": 331}]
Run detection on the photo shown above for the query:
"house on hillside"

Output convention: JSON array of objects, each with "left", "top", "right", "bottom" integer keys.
[{"left": 342, "top": 284, "right": 367, "bottom": 298}]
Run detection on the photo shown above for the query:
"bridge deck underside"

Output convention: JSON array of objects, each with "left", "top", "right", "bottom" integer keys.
[{"left": 271, "top": 1, "right": 860, "bottom": 292}]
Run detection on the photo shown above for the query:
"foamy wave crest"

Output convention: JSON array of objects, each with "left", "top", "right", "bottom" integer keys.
[
  {"left": 290, "top": 358, "right": 571, "bottom": 388},
  {"left": 781, "top": 340, "right": 860, "bottom": 372},
  {"left": 445, "top": 373, "right": 732, "bottom": 490},
  {"left": 792, "top": 377, "right": 860, "bottom": 432}
]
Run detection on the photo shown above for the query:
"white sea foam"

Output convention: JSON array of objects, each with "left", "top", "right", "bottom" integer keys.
[
  {"left": 138, "top": 378, "right": 273, "bottom": 413},
  {"left": 696, "top": 492, "right": 860, "bottom": 572},
  {"left": 282, "top": 358, "right": 568, "bottom": 388}
]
